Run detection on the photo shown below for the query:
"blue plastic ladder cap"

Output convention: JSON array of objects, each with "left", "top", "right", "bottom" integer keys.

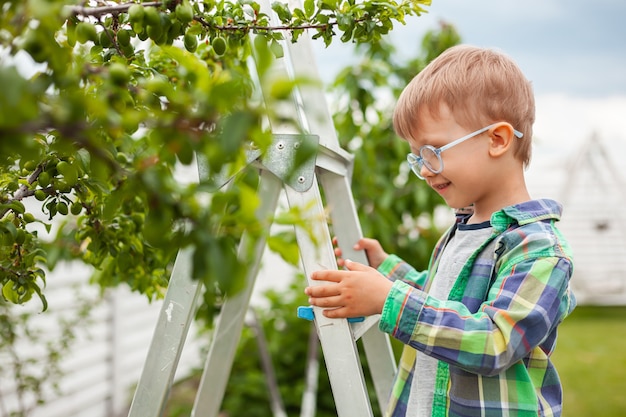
[
  {"left": 297, "top": 306, "right": 365, "bottom": 323},
  {"left": 348, "top": 316, "right": 365, "bottom": 323},
  {"left": 297, "top": 306, "right": 315, "bottom": 321}
]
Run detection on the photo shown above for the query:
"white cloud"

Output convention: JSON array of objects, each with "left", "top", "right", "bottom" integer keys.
[{"left": 534, "top": 94, "right": 626, "bottom": 147}]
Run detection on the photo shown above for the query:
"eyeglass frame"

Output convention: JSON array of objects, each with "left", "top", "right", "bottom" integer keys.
[{"left": 406, "top": 123, "right": 523, "bottom": 180}]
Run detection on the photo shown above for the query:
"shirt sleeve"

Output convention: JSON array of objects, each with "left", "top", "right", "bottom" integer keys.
[
  {"left": 379, "top": 254, "right": 574, "bottom": 377},
  {"left": 377, "top": 254, "right": 429, "bottom": 289}
]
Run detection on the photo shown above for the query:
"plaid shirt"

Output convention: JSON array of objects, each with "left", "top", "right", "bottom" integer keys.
[{"left": 378, "top": 199, "right": 576, "bottom": 417}]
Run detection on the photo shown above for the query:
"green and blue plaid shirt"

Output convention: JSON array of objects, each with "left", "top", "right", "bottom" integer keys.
[{"left": 378, "top": 199, "right": 576, "bottom": 417}]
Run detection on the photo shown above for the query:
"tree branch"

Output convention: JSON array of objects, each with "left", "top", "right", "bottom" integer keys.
[
  {"left": 66, "top": 2, "right": 163, "bottom": 18},
  {"left": 65, "top": 1, "right": 368, "bottom": 34},
  {"left": 194, "top": 15, "right": 338, "bottom": 33},
  {"left": 14, "top": 165, "right": 43, "bottom": 202}
]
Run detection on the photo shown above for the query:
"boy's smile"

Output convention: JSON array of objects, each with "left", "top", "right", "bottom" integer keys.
[{"left": 407, "top": 106, "right": 484, "bottom": 207}]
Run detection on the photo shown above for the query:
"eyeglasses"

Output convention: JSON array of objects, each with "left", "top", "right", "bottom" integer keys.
[{"left": 406, "top": 123, "right": 523, "bottom": 180}]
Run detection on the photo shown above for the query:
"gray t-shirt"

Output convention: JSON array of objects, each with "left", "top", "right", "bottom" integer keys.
[{"left": 407, "top": 221, "right": 494, "bottom": 416}]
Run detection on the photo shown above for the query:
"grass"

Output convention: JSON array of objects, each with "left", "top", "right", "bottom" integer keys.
[{"left": 552, "top": 306, "right": 626, "bottom": 416}]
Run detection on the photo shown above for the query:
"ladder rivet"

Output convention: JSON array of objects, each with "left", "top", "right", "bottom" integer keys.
[
  {"left": 297, "top": 176, "right": 305, "bottom": 183},
  {"left": 294, "top": 142, "right": 300, "bottom": 149},
  {"left": 277, "top": 142, "right": 285, "bottom": 150}
]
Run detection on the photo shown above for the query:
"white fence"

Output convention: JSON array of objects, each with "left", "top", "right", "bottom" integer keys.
[{"left": 0, "top": 261, "right": 203, "bottom": 417}]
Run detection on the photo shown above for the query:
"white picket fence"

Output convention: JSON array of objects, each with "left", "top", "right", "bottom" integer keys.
[{"left": 0, "top": 261, "right": 203, "bottom": 417}]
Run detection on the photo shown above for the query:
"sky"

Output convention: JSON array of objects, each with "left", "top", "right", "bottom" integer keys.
[
  {"left": 396, "top": 0, "right": 626, "bottom": 98},
  {"left": 313, "top": 0, "right": 626, "bottom": 97},
  {"left": 310, "top": 0, "right": 626, "bottom": 184}
]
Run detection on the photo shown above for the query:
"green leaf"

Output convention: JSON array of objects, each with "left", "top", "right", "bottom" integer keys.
[
  {"left": 253, "top": 34, "right": 272, "bottom": 76},
  {"left": 292, "top": 133, "right": 318, "bottom": 171},
  {"left": 268, "top": 232, "right": 300, "bottom": 265},
  {"left": 0, "top": 67, "right": 40, "bottom": 129},
  {"left": 31, "top": 283, "right": 48, "bottom": 311},
  {"left": 1, "top": 221, "right": 18, "bottom": 240},
  {"left": 304, "top": 0, "right": 315, "bottom": 18},
  {"left": 217, "top": 111, "right": 256, "bottom": 156},
  {"left": 186, "top": 22, "right": 203, "bottom": 36},
  {"left": 2, "top": 281, "right": 20, "bottom": 303},
  {"left": 269, "top": 39, "right": 284, "bottom": 59},
  {"left": 102, "top": 189, "right": 123, "bottom": 221},
  {"left": 6, "top": 200, "right": 25, "bottom": 214},
  {"left": 319, "top": 0, "right": 338, "bottom": 10},
  {"left": 271, "top": 1, "right": 292, "bottom": 22}
]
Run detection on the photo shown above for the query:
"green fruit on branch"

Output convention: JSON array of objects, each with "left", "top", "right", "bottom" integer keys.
[
  {"left": 56, "top": 160, "right": 78, "bottom": 186},
  {"left": 70, "top": 202, "right": 83, "bottom": 215},
  {"left": 56, "top": 202, "right": 69, "bottom": 215},
  {"left": 128, "top": 4, "right": 145, "bottom": 25},
  {"left": 184, "top": 33, "right": 198, "bottom": 52},
  {"left": 109, "top": 62, "right": 130, "bottom": 86},
  {"left": 76, "top": 21, "right": 98, "bottom": 44},
  {"left": 144, "top": 7, "right": 160, "bottom": 27},
  {"left": 99, "top": 29, "right": 114, "bottom": 48},
  {"left": 34, "top": 190, "right": 47, "bottom": 201},
  {"left": 117, "top": 29, "right": 131, "bottom": 47},
  {"left": 38, "top": 171, "right": 51, "bottom": 187},
  {"left": 176, "top": 1, "right": 194, "bottom": 24},
  {"left": 212, "top": 36, "right": 227, "bottom": 56}
]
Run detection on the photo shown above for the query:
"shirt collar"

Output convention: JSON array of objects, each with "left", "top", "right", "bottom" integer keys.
[
  {"left": 491, "top": 199, "right": 563, "bottom": 231},
  {"left": 454, "top": 199, "right": 563, "bottom": 232}
]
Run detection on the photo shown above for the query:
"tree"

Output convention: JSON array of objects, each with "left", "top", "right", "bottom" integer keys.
[
  {"left": 1, "top": 0, "right": 462, "bottom": 413},
  {"left": 165, "top": 22, "right": 462, "bottom": 417},
  {"left": 0, "top": 0, "right": 432, "bottom": 314}
]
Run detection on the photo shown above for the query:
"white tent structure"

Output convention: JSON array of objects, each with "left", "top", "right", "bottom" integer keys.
[{"left": 528, "top": 133, "right": 626, "bottom": 305}]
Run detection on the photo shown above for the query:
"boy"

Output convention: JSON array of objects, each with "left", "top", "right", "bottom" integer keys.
[{"left": 305, "top": 45, "right": 576, "bottom": 417}]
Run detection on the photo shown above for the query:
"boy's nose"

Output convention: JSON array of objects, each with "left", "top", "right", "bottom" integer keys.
[{"left": 420, "top": 164, "right": 434, "bottom": 178}]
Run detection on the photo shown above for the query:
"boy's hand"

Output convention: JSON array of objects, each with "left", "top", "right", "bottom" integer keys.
[
  {"left": 333, "top": 237, "right": 388, "bottom": 269},
  {"left": 305, "top": 259, "right": 393, "bottom": 319}
]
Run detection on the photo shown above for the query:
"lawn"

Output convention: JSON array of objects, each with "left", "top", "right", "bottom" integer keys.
[{"left": 552, "top": 306, "right": 626, "bottom": 416}]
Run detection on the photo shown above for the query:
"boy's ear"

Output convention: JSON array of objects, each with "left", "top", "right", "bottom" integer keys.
[{"left": 487, "top": 123, "right": 516, "bottom": 157}]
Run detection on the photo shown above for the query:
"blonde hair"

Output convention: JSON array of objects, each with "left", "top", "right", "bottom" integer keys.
[{"left": 393, "top": 45, "right": 535, "bottom": 167}]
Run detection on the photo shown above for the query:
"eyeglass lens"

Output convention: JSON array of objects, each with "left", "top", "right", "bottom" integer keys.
[
  {"left": 407, "top": 154, "right": 423, "bottom": 178},
  {"left": 420, "top": 146, "right": 441, "bottom": 173}
]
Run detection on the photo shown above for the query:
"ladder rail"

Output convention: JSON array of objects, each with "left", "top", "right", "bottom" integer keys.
[
  {"left": 191, "top": 170, "right": 283, "bottom": 417},
  {"left": 249, "top": 308, "right": 288, "bottom": 417},
  {"left": 126, "top": 246, "right": 202, "bottom": 417},
  {"left": 284, "top": 180, "right": 375, "bottom": 417},
  {"left": 300, "top": 324, "right": 320, "bottom": 417},
  {"left": 318, "top": 169, "right": 398, "bottom": 413}
]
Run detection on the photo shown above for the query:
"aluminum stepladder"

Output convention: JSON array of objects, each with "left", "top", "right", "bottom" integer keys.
[{"left": 126, "top": 1, "right": 397, "bottom": 415}]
